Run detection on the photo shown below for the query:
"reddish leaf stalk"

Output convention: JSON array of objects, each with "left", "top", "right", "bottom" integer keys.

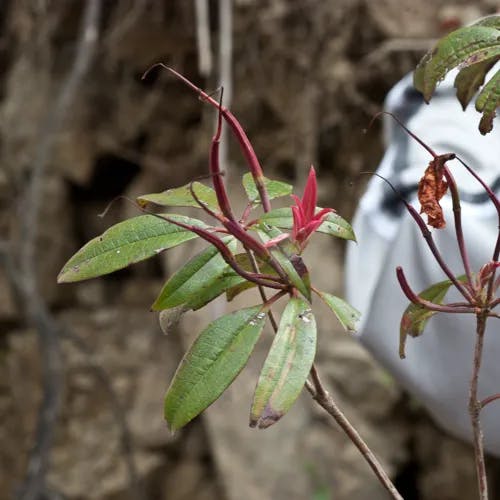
[
  {"left": 401, "top": 196, "right": 473, "bottom": 302},
  {"left": 262, "top": 289, "right": 288, "bottom": 310},
  {"left": 182, "top": 226, "right": 286, "bottom": 289},
  {"left": 442, "top": 166, "right": 474, "bottom": 287},
  {"left": 145, "top": 64, "right": 272, "bottom": 212},
  {"left": 481, "top": 393, "right": 500, "bottom": 409},
  {"left": 243, "top": 247, "right": 280, "bottom": 332},
  {"left": 188, "top": 181, "right": 224, "bottom": 222},
  {"left": 369, "top": 172, "right": 473, "bottom": 302},
  {"left": 455, "top": 156, "right": 500, "bottom": 300},
  {"left": 372, "top": 114, "right": 476, "bottom": 298},
  {"left": 489, "top": 297, "right": 500, "bottom": 308},
  {"left": 209, "top": 88, "right": 236, "bottom": 221},
  {"left": 147, "top": 212, "right": 287, "bottom": 290},
  {"left": 396, "top": 267, "right": 473, "bottom": 314}
]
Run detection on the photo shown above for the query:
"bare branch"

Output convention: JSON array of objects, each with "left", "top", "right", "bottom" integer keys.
[
  {"left": 15, "top": 2, "right": 102, "bottom": 499},
  {"left": 217, "top": 0, "right": 233, "bottom": 194},
  {"left": 61, "top": 330, "right": 144, "bottom": 500},
  {"left": 194, "top": 0, "right": 213, "bottom": 76}
]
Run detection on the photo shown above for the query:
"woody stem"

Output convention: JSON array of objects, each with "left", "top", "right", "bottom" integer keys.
[
  {"left": 470, "top": 312, "right": 489, "bottom": 500},
  {"left": 260, "top": 288, "right": 403, "bottom": 499},
  {"left": 305, "top": 367, "right": 404, "bottom": 500}
]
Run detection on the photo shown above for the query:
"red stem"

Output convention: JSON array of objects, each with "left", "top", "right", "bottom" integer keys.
[
  {"left": 189, "top": 181, "right": 224, "bottom": 222},
  {"left": 147, "top": 212, "right": 287, "bottom": 290},
  {"left": 209, "top": 88, "right": 236, "bottom": 221},
  {"left": 396, "top": 267, "right": 474, "bottom": 314},
  {"left": 442, "top": 166, "right": 474, "bottom": 288},
  {"left": 369, "top": 172, "right": 473, "bottom": 302},
  {"left": 481, "top": 393, "right": 500, "bottom": 409},
  {"left": 401, "top": 201, "right": 474, "bottom": 302},
  {"left": 147, "top": 64, "right": 272, "bottom": 212},
  {"left": 455, "top": 156, "right": 500, "bottom": 301}
]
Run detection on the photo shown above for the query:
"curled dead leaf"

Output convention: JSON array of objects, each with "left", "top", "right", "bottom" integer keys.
[{"left": 417, "top": 154, "right": 454, "bottom": 229}]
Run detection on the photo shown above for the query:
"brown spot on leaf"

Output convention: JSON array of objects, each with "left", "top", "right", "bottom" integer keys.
[
  {"left": 256, "top": 404, "right": 284, "bottom": 429},
  {"left": 417, "top": 154, "right": 454, "bottom": 228}
]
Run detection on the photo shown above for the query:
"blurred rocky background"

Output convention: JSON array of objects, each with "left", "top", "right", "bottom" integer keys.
[{"left": 1, "top": 1, "right": 499, "bottom": 499}]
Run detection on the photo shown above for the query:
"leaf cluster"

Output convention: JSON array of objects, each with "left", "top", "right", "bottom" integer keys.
[
  {"left": 58, "top": 173, "right": 359, "bottom": 431},
  {"left": 414, "top": 15, "right": 500, "bottom": 134}
]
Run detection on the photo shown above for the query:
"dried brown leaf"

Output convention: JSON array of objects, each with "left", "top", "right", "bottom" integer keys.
[{"left": 417, "top": 155, "right": 453, "bottom": 229}]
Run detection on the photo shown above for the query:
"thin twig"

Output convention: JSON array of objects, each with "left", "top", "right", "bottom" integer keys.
[
  {"left": 305, "top": 366, "right": 404, "bottom": 500},
  {"left": 455, "top": 156, "right": 500, "bottom": 301},
  {"left": 15, "top": 2, "right": 101, "bottom": 499},
  {"left": 470, "top": 313, "right": 489, "bottom": 500},
  {"left": 217, "top": 0, "right": 233, "bottom": 174},
  {"left": 368, "top": 171, "right": 473, "bottom": 302},
  {"left": 194, "top": 0, "right": 212, "bottom": 76},
  {"left": 61, "top": 330, "right": 144, "bottom": 500},
  {"left": 255, "top": 268, "right": 402, "bottom": 499},
  {"left": 481, "top": 393, "right": 500, "bottom": 409},
  {"left": 244, "top": 247, "right": 280, "bottom": 332},
  {"left": 442, "top": 167, "right": 474, "bottom": 288},
  {"left": 396, "top": 266, "right": 474, "bottom": 314}
]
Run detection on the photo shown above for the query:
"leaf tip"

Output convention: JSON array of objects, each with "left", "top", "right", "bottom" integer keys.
[
  {"left": 57, "top": 266, "right": 78, "bottom": 284},
  {"left": 253, "top": 404, "right": 285, "bottom": 429}
]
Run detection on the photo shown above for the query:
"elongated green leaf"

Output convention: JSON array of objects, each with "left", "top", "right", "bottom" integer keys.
[
  {"left": 256, "top": 224, "right": 311, "bottom": 300},
  {"left": 399, "top": 276, "right": 466, "bottom": 359},
  {"left": 250, "top": 297, "right": 316, "bottom": 429},
  {"left": 137, "top": 181, "right": 218, "bottom": 211},
  {"left": 152, "top": 237, "right": 242, "bottom": 311},
  {"left": 225, "top": 254, "right": 279, "bottom": 301},
  {"left": 242, "top": 173, "right": 293, "bottom": 204},
  {"left": 316, "top": 291, "right": 360, "bottom": 332},
  {"left": 58, "top": 215, "right": 207, "bottom": 283},
  {"left": 258, "top": 207, "right": 356, "bottom": 241},
  {"left": 454, "top": 57, "right": 498, "bottom": 110},
  {"left": 475, "top": 68, "right": 500, "bottom": 134},
  {"left": 473, "top": 15, "right": 500, "bottom": 30},
  {"left": 164, "top": 305, "right": 267, "bottom": 430},
  {"left": 414, "top": 24, "right": 500, "bottom": 102}
]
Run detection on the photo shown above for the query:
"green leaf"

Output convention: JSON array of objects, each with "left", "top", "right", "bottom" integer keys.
[
  {"left": 225, "top": 254, "right": 279, "bottom": 302},
  {"left": 137, "top": 181, "right": 219, "bottom": 211},
  {"left": 399, "top": 276, "right": 466, "bottom": 359},
  {"left": 472, "top": 15, "right": 500, "bottom": 30},
  {"left": 414, "top": 24, "right": 500, "bottom": 102},
  {"left": 250, "top": 297, "right": 316, "bottom": 429},
  {"left": 454, "top": 57, "right": 498, "bottom": 110},
  {"left": 316, "top": 291, "right": 360, "bottom": 332},
  {"left": 258, "top": 207, "right": 356, "bottom": 241},
  {"left": 58, "top": 214, "right": 207, "bottom": 283},
  {"left": 152, "top": 237, "right": 243, "bottom": 311},
  {"left": 242, "top": 173, "right": 293, "bottom": 204},
  {"left": 475, "top": 68, "right": 500, "bottom": 134},
  {"left": 164, "top": 305, "right": 267, "bottom": 430},
  {"left": 256, "top": 224, "right": 311, "bottom": 300}
]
